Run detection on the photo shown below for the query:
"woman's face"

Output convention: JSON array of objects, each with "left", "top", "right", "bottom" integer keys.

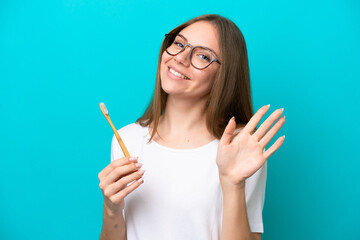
[{"left": 160, "top": 21, "right": 221, "bottom": 100}]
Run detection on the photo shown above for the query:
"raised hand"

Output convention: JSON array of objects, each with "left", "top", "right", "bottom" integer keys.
[{"left": 216, "top": 105, "right": 285, "bottom": 187}]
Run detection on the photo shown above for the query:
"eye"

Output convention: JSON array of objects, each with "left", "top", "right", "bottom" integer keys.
[
  {"left": 195, "top": 53, "right": 211, "bottom": 62},
  {"left": 174, "top": 41, "right": 184, "bottom": 48},
  {"left": 199, "top": 54, "right": 210, "bottom": 62}
]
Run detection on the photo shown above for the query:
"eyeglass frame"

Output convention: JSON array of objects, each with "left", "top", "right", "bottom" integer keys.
[{"left": 164, "top": 33, "right": 221, "bottom": 70}]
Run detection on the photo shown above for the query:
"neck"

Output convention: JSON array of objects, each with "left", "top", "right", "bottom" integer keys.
[{"left": 158, "top": 94, "right": 209, "bottom": 136}]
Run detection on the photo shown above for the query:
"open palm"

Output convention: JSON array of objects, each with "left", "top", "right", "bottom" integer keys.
[{"left": 216, "top": 105, "right": 286, "bottom": 186}]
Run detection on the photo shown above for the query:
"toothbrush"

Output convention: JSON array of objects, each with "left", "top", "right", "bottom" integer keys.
[{"left": 99, "top": 102, "right": 130, "bottom": 157}]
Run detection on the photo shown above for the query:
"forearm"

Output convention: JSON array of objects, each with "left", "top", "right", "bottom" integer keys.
[
  {"left": 220, "top": 179, "right": 255, "bottom": 240},
  {"left": 100, "top": 203, "right": 127, "bottom": 240}
]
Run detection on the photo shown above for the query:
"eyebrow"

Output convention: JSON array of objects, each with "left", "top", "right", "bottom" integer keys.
[{"left": 178, "top": 34, "right": 220, "bottom": 58}]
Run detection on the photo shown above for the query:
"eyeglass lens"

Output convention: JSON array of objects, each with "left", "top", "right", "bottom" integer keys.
[{"left": 166, "top": 35, "right": 213, "bottom": 69}]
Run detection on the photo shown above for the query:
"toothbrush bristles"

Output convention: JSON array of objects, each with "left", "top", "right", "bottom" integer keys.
[{"left": 100, "top": 102, "right": 108, "bottom": 115}]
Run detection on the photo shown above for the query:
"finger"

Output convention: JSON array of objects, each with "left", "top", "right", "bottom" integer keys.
[
  {"left": 98, "top": 156, "right": 137, "bottom": 179},
  {"left": 98, "top": 157, "right": 130, "bottom": 179},
  {"left": 242, "top": 105, "right": 270, "bottom": 134},
  {"left": 263, "top": 135, "right": 285, "bottom": 159},
  {"left": 101, "top": 162, "right": 142, "bottom": 188},
  {"left": 108, "top": 170, "right": 145, "bottom": 202},
  {"left": 220, "top": 117, "right": 236, "bottom": 145},
  {"left": 259, "top": 116, "right": 285, "bottom": 148},
  {"left": 253, "top": 108, "right": 284, "bottom": 141},
  {"left": 107, "top": 169, "right": 145, "bottom": 196}
]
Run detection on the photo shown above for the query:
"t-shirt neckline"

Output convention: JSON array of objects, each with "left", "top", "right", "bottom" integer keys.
[{"left": 144, "top": 124, "right": 218, "bottom": 153}]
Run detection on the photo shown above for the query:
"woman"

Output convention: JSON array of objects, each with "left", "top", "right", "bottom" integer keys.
[{"left": 99, "top": 14, "right": 285, "bottom": 240}]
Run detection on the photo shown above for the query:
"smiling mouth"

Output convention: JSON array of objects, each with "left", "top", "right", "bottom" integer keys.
[{"left": 168, "top": 67, "right": 190, "bottom": 80}]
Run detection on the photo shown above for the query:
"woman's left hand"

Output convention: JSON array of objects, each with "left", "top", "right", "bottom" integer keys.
[{"left": 216, "top": 105, "right": 286, "bottom": 187}]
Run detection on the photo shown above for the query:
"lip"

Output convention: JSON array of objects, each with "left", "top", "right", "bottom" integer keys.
[{"left": 167, "top": 66, "right": 190, "bottom": 80}]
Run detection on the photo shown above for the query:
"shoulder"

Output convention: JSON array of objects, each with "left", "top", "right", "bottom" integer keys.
[
  {"left": 115, "top": 122, "right": 147, "bottom": 144},
  {"left": 118, "top": 122, "right": 143, "bottom": 134},
  {"left": 111, "top": 122, "right": 147, "bottom": 160},
  {"left": 115, "top": 122, "right": 147, "bottom": 140}
]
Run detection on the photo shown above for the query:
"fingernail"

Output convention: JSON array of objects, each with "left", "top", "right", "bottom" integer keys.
[
  {"left": 135, "top": 163, "right": 143, "bottom": 168},
  {"left": 267, "top": 104, "right": 270, "bottom": 108},
  {"left": 129, "top": 156, "right": 138, "bottom": 162},
  {"left": 138, "top": 169, "right": 146, "bottom": 175},
  {"left": 283, "top": 135, "right": 285, "bottom": 139},
  {"left": 137, "top": 177, "right": 144, "bottom": 183},
  {"left": 229, "top": 116, "right": 235, "bottom": 123},
  {"left": 281, "top": 108, "right": 284, "bottom": 112}
]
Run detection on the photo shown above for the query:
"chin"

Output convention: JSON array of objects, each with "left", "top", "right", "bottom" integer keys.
[{"left": 161, "top": 82, "right": 181, "bottom": 95}]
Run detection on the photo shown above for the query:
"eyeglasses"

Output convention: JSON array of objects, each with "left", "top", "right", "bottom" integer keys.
[{"left": 164, "top": 33, "right": 221, "bottom": 70}]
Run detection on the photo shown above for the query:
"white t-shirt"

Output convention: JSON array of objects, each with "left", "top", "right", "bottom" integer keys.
[{"left": 110, "top": 122, "right": 267, "bottom": 240}]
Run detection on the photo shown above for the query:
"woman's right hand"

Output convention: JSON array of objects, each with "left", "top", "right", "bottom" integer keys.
[{"left": 98, "top": 156, "right": 145, "bottom": 215}]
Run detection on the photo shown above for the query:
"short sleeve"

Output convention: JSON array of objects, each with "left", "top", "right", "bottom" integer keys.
[{"left": 245, "top": 161, "right": 267, "bottom": 233}]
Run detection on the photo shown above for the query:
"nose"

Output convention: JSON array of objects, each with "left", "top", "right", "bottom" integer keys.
[{"left": 173, "top": 46, "right": 191, "bottom": 67}]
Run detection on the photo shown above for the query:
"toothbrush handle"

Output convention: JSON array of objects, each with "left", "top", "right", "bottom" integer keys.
[{"left": 105, "top": 115, "right": 130, "bottom": 157}]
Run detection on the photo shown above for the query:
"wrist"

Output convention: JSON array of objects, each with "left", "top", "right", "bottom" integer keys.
[
  {"left": 104, "top": 202, "right": 124, "bottom": 218},
  {"left": 219, "top": 175, "right": 246, "bottom": 192}
]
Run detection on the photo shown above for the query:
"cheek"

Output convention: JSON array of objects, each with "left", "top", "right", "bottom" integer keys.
[
  {"left": 201, "top": 70, "right": 217, "bottom": 88},
  {"left": 161, "top": 51, "right": 171, "bottom": 64},
  {"left": 203, "top": 79, "right": 215, "bottom": 92},
  {"left": 160, "top": 52, "right": 170, "bottom": 73},
  {"left": 197, "top": 71, "right": 218, "bottom": 94}
]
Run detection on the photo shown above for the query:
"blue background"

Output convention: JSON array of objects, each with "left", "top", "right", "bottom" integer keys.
[{"left": 1, "top": 0, "right": 359, "bottom": 239}]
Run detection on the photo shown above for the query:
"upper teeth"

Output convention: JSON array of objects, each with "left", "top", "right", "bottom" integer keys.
[{"left": 170, "top": 68, "right": 188, "bottom": 79}]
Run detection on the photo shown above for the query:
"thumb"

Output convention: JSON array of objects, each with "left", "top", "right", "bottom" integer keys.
[{"left": 220, "top": 116, "right": 236, "bottom": 145}]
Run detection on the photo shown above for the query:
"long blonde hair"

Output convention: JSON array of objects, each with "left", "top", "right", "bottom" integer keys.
[{"left": 136, "top": 14, "right": 254, "bottom": 143}]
